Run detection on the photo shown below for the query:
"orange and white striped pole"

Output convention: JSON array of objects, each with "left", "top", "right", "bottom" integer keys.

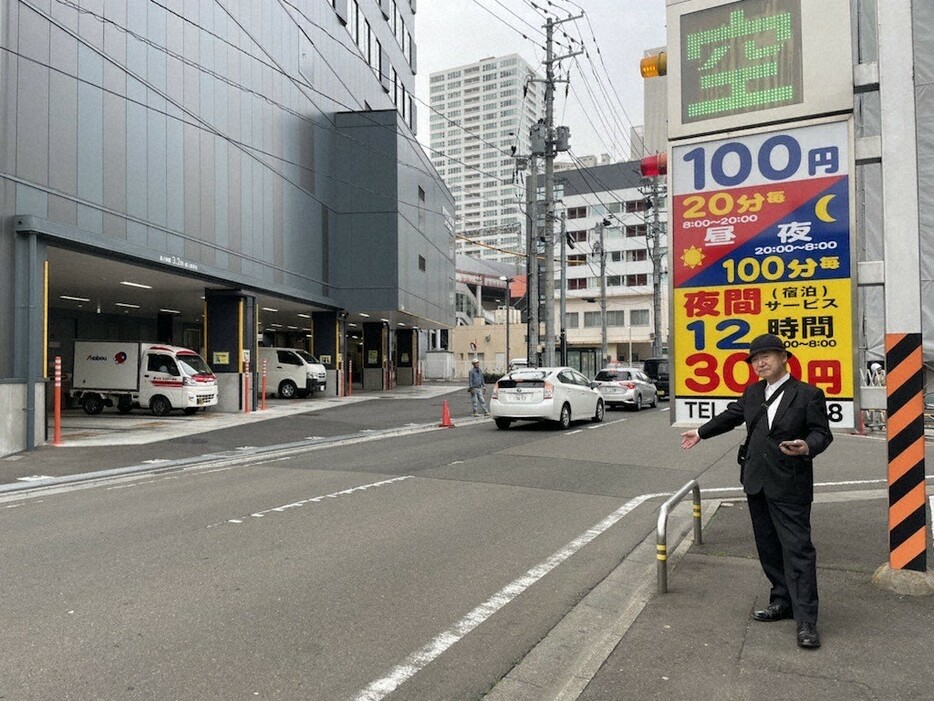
[{"left": 52, "top": 356, "right": 62, "bottom": 446}]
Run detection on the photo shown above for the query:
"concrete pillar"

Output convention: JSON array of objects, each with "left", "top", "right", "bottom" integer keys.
[{"left": 204, "top": 289, "right": 256, "bottom": 412}]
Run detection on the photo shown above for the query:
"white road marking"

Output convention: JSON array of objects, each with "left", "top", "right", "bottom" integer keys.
[
  {"left": 210, "top": 476, "right": 413, "bottom": 528},
  {"left": 142, "top": 459, "right": 170, "bottom": 464},
  {"left": 17, "top": 475, "right": 53, "bottom": 482},
  {"left": 352, "top": 492, "right": 665, "bottom": 701},
  {"left": 566, "top": 430, "right": 583, "bottom": 435}
]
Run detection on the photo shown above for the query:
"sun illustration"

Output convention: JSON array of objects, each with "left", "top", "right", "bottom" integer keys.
[{"left": 681, "top": 246, "right": 705, "bottom": 269}]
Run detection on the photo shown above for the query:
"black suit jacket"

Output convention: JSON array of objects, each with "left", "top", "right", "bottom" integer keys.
[{"left": 698, "top": 376, "right": 833, "bottom": 504}]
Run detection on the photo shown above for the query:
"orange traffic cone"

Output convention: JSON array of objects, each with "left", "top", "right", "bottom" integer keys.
[{"left": 439, "top": 399, "right": 455, "bottom": 428}]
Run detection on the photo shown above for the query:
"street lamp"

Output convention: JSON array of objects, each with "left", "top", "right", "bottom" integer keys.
[{"left": 499, "top": 276, "right": 510, "bottom": 370}]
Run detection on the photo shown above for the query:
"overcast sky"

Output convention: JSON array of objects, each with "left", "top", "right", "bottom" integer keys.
[{"left": 413, "top": 1, "right": 667, "bottom": 163}]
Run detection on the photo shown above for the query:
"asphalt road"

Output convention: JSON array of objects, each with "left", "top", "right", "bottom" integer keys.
[{"left": 0, "top": 402, "right": 818, "bottom": 700}]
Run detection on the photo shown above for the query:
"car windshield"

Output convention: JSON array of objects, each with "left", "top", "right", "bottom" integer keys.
[
  {"left": 594, "top": 370, "right": 630, "bottom": 381},
  {"left": 295, "top": 350, "right": 319, "bottom": 364},
  {"left": 509, "top": 370, "right": 549, "bottom": 381},
  {"left": 176, "top": 352, "right": 212, "bottom": 375}
]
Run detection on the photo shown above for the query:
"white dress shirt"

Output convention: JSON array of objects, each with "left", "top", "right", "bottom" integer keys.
[{"left": 764, "top": 373, "right": 791, "bottom": 429}]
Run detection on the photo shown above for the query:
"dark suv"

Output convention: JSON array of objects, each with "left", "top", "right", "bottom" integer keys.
[{"left": 642, "top": 357, "right": 669, "bottom": 400}]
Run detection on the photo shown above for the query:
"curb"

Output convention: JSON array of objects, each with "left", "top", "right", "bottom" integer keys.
[{"left": 483, "top": 499, "right": 722, "bottom": 701}]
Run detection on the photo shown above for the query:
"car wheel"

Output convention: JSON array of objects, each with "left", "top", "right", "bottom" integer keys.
[
  {"left": 494, "top": 418, "right": 512, "bottom": 430},
  {"left": 557, "top": 403, "right": 571, "bottom": 429},
  {"left": 592, "top": 399, "right": 605, "bottom": 423},
  {"left": 117, "top": 396, "right": 133, "bottom": 414},
  {"left": 650, "top": 393, "right": 658, "bottom": 408},
  {"left": 150, "top": 395, "right": 172, "bottom": 417},
  {"left": 82, "top": 394, "right": 105, "bottom": 415},
  {"left": 632, "top": 395, "right": 642, "bottom": 411},
  {"left": 278, "top": 380, "right": 297, "bottom": 399}
]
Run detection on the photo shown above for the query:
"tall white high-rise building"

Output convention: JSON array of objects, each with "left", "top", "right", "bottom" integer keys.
[{"left": 428, "top": 55, "right": 544, "bottom": 262}]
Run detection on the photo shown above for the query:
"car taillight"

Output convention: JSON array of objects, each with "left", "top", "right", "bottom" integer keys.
[
  {"left": 626, "top": 382, "right": 636, "bottom": 389},
  {"left": 491, "top": 381, "right": 499, "bottom": 400},
  {"left": 544, "top": 381, "right": 554, "bottom": 399}
]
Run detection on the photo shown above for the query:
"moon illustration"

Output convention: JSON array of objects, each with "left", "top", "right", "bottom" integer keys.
[{"left": 815, "top": 194, "right": 836, "bottom": 223}]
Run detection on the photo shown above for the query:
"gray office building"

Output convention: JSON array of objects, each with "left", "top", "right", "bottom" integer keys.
[{"left": 0, "top": 0, "right": 455, "bottom": 455}]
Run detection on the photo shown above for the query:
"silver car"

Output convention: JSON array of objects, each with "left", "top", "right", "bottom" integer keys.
[
  {"left": 490, "top": 366, "right": 605, "bottom": 430},
  {"left": 593, "top": 367, "right": 658, "bottom": 411}
]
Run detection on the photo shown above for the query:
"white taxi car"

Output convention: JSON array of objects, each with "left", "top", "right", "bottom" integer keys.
[{"left": 489, "top": 366, "right": 605, "bottom": 430}]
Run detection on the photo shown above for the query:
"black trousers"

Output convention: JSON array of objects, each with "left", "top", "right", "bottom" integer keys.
[{"left": 747, "top": 490, "right": 818, "bottom": 624}]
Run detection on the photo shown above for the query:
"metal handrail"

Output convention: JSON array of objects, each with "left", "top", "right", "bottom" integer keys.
[{"left": 656, "top": 480, "right": 703, "bottom": 594}]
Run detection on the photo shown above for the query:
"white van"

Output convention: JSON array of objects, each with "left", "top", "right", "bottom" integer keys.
[
  {"left": 257, "top": 347, "right": 327, "bottom": 399},
  {"left": 70, "top": 341, "right": 217, "bottom": 416}
]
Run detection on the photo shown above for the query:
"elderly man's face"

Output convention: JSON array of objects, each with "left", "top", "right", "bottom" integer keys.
[{"left": 749, "top": 350, "right": 788, "bottom": 383}]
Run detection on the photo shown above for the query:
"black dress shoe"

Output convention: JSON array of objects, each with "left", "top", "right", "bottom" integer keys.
[
  {"left": 797, "top": 622, "right": 821, "bottom": 648},
  {"left": 752, "top": 604, "right": 793, "bottom": 622}
]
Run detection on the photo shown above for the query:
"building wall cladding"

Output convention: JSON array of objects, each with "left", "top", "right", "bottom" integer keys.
[{"left": 0, "top": 0, "right": 447, "bottom": 373}]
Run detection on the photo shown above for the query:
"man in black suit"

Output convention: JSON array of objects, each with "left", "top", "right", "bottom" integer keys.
[{"left": 680, "top": 333, "right": 833, "bottom": 649}]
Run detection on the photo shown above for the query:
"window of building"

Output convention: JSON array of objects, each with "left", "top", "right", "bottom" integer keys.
[
  {"left": 567, "top": 206, "right": 587, "bottom": 219},
  {"left": 568, "top": 229, "right": 588, "bottom": 243},
  {"left": 565, "top": 312, "right": 579, "bottom": 329},
  {"left": 630, "top": 309, "right": 650, "bottom": 325},
  {"left": 418, "top": 255, "right": 426, "bottom": 272},
  {"left": 607, "top": 275, "right": 622, "bottom": 286},
  {"left": 567, "top": 254, "right": 587, "bottom": 266},
  {"left": 626, "top": 249, "right": 647, "bottom": 262},
  {"left": 568, "top": 278, "right": 588, "bottom": 290},
  {"left": 626, "top": 199, "right": 647, "bottom": 213},
  {"left": 418, "top": 186, "right": 426, "bottom": 230},
  {"left": 626, "top": 274, "right": 648, "bottom": 286}
]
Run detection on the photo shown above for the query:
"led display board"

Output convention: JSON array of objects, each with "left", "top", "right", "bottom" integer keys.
[{"left": 667, "top": 0, "right": 852, "bottom": 139}]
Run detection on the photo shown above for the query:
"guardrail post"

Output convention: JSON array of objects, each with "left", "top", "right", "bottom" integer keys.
[{"left": 656, "top": 480, "right": 703, "bottom": 594}]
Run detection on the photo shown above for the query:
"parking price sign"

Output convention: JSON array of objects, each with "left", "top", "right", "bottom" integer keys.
[{"left": 671, "top": 120, "right": 855, "bottom": 428}]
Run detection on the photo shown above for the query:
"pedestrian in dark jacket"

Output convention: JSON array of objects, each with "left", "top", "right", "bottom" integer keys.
[{"left": 680, "top": 333, "right": 833, "bottom": 649}]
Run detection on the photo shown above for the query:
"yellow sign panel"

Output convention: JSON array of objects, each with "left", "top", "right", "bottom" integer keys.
[{"left": 674, "top": 278, "right": 853, "bottom": 398}]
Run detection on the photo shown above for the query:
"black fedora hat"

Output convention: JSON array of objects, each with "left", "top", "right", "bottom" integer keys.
[{"left": 745, "top": 333, "right": 792, "bottom": 363}]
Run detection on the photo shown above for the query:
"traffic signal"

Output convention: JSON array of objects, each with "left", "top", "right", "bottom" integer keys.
[
  {"left": 640, "top": 52, "right": 667, "bottom": 79},
  {"left": 640, "top": 153, "right": 667, "bottom": 177}
]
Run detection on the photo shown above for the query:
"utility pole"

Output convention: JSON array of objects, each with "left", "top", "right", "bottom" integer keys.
[
  {"left": 526, "top": 156, "right": 539, "bottom": 366},
  {"left": 596, "top": 220, "right": 608, "bottom": 366},
  {"left": 559, "top": 212, "right": 568, "bottom": 365},
  {"left": 538, "top": 14, "right": 582, "bottom": 367},
  {"left": 646, "top": 175, "right": 667, "bottom": 357}
]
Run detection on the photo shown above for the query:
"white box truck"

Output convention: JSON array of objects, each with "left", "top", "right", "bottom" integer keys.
[
  {"left": 70, "top": 341, "right": 218, "bottom": 416},
  {"left": 257, "top": 347, "right": 327, "bottom": 399}
]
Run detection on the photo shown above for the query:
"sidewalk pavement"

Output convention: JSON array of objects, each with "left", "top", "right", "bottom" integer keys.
[{"left": 486, "top": 489, "right": 934, "bottom": 701}]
